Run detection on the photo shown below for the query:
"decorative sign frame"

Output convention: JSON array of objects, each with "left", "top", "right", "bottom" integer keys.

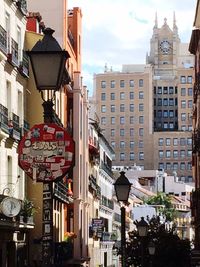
[{"left": 18, "top": 123, "right": 75, "bottom": 182}]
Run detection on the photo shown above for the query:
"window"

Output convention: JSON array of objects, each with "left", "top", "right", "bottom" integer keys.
[
  {"left": 181, "top": 100, "right": 186, "bottom": 108},
  {"left": 180, "top": 76, "right": 186, "bottom": 84},
  {"left": 166, "top": 163, "right": 171, "bottom": 170},
  {"left": 130, "top": 104, "right": 134, "bottom": 112},
  {"left": 157, "top": 98, "right": 162, "bottom": 106},
  {"left": 180, "top": 162, "right": 186, "bottom": 170},
  {"left": 166, "top": 138, "right": 171, "bottom": 146},
  {"left": 111, "top": 141, "right": 115, "bottom": 148},
  {"left": 101, "top": 117, "right": 106, "bottom": 125},
  {"left": 188, "top": 88, "right": 193, "bottom": 96},
  {"left": 111, "top": 117, "right": 115, "bottom": 124},
  {"left": 101, "top": 81, "right": 106, "bottom": 88},
  {"left": 130, "top": 141, "right": 134, "bottom": 149},
  {"left": 159, "top": 163, "right": 164, "bottom": 170},
  {"left": 111, "top": 80, "right": 115, "bottom": 88},
  {"left": 130, "top": 116, "right": 134, "bottom": 124},
  {"left": 130, "top": 128, "right": 134, "bottom": 136},
  {"left": 101, "top": 105, "right": 106, "bottom": 112},
  {"left": 158, "top": 138, "right": 164, "bottom": 146},
  {"left": 130, "top": 92, "right": 134, "bottom": 99},
  {"left": 181, "top": 125, "right": 186, "bottom": 131},
  {"left": 120, "top": 153, "right": 125, "bottom": 161},
  {"left": 139, "top": 116, "right": 144, "bottom": 124},
  {"left": 173, "top": 150, "right": 178, "bottom": 158},
  {"left": 163, "top": 98, "right": 168, "bottom": 106},
  {"left": 129, "top": 80, "right": 134, "bottom": 87},
  {"left": 187, "top": 150, "right": 192, "bottom": 157},
  {"left": 130, "top": 152, "right": 134, "bottom": 160},
  {"left": 139, "top": 152, "right": 144, "bottom": 160},
  {"left": 101, "top": 93, "right": 106, "bottom": 100},
  {"left": 157, "top": 87, "right": 162, "bottom": 94},
  {"left": 120, "top": 80, "right": 125, "bottom": 88},
  {"left": 159, "top": 150, "right": 164, "bottom": 158},
  {"left": 157, "top": 110, "right": 162, "bottom": 118},
  {"left": 17, "top": 26, "right": 22, "bottom": 61},
  {"left": 110, "top": 93, "right": 115, "bottom": 100},
  {"left": 111, "top": 105, "right": 115, "bottom": 112},
  {"left": 180, "top": 138, "right": 186, "bottom": 145},
  {"left": 173, "top": 163, "right": 178, "bottom": 170},
  {"left": 187, "top": 76, "right": 192, "bottom": 84},
  {"left": 163, "top": 87, "right": 168, "bottom": 94},
  {"left": 180, "top": 150, "right": 185, "bottom": 158},
  {"left": 181, "top": 88, "right": 186, "bottom": 96},
  {"left": 187, "top": 138, "right": 192, "bottom": 145},
  {"left": 139, "top": 104, "right": 144, "bottom": 111},
  {"left": 187, "top": 162, "right": 192, "bottom": 170},
  {"left": 120, "top": 141, "right": 125, "bottom": 149},
  {"left": 120, "top": 129, "right": 125, "bottom": 136},
  {"left": 120, "top": 92, "right": 125, "bottom": 100},
  {"left": 139, "top": 91, "right": 144, "bottom": 99},
  {"left": 169, "top": 122, "right": 174, "bottom": 129},
  {"left": 163, "top": 110, "right": 168, "bottom": 118},
  {"left": 169, "top": 98, "right": 174, "bottom": 106},
  {"left": 139, "top": 128, "right": 144, "bottom": 136},
  {"left": 173, "top": 138, "right": 178, "bottom": 146},
  {"left": 164, "top": 122, "right": 168, "bottom": 129},
  {"left": 169, "top": 110, "right": 174, "bottom": 118},
  {"left": 188, "top": 100, "right": 192, "bottom": 108},
  {"left": 139, "top": 140, "right": 144, "bottom": 148},
  {"left": 139, "top": 79, "right": 143, "bottom": 87},
  {"left": 166, "top": 150, "right": 171, "bottom": 158},
  {"left": 111, "top": 129, "right": 115, "bottom": 136},
  {"left": 169, "top": 87, "right": 174, "bottom": 94},
  {"left": 181, "top": 113, "right": 186, "bottom": 121},
  {"left": 120, "top": 117, "right": 125, "bottom": 124},
  {"left": 120, "top": 104, "right": 125, "bottom": 112}
]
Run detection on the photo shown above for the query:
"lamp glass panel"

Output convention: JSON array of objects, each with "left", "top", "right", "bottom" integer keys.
[
  {"left": 138, "top": 226, "right": 148, "bottom": 237},
  {"left": 148, "top": 245, "right": 156, "bottom": 255},
  {"left": 30, "top": 53, "right": 65, "bottom": 90},
  {"left": 115, "top": 184, "right": 130, "bottom": 202}
]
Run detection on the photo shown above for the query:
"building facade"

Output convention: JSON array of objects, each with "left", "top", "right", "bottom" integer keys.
[{"left": 94, "top": 15, "right": 194, "bottom": 183}]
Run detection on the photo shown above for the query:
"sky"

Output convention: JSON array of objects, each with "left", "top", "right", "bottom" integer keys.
[{"left": 68, "top": 0, "right": 197, "bottom": 96}]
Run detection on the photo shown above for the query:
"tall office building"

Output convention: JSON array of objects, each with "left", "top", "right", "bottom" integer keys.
[{"left": 94, "top": 15, "right": 194, "bottom": 183}]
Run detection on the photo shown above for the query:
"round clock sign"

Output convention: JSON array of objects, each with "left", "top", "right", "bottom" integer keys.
[{"left": 18, "top": 123, "right": 75, "bottom": 182}]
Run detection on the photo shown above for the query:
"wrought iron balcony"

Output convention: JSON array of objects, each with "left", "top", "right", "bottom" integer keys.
[
  {"left": 0, "top": 25, "right": 7, "bottom": 54},
  {"left": 21, "top": 119, "right": 30, "bottom": 137},
  {"left": 9, "top": 113, "right": 21, "bottom": 140},
  {"left": 100, "top": 161, "right": 113, "bottom": 177},
  {"left": 89, "top": 136, "right": 99, "bottom": 156},
  {"left": 54, "top": 181, "right": 70, "bottom": 203},
  {"left": 19, "top": 51, "right": 29, "bottom": 77},
  {"left": 7, "top": 38, "right": 19, "bottom": 67},
  {"left": 89, "top": 175, "right": 101, "bottom": 199},
  {"left": 0, "top": 104, "right": 9, "bottom": 134},
  {"left": 101, "top": 195, "right": 114, "bottom": 210}
]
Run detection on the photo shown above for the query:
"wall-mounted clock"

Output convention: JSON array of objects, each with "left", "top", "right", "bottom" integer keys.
[
  {"left": 159, "top": 40, "right": 171, "bottom": 54},
  {"left": 1, "top": 197, "right": 21, "bottom": 217}
]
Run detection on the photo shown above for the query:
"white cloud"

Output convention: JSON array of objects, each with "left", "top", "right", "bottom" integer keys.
[{"left": 68, "top": 0, "right": 197, "bottom": 95}]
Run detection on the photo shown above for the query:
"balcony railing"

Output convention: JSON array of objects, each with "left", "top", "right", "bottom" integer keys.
[
  {"left": 54, "top": 181, "right": 69, "bottom": 203},
  {"left": 100, "top": 161, "right": 113, "bottom": 177},
  {"left": 16, "top": 0, "right": 27, "bottom": 15},
  {"left": 7, "top": 38, "right": 19, "bottom": 67},
  {"left": 0, "top": 25, "right": 7, "bottom": 54},
  {"left": 19, "top": 51, "right": 29, "bottom": 77},
  {"left": 89, "top": 175, "right": 101, "bottom": 199},
  {"left": 9, "top": 113, "right": 21, "bottom": 140},
  {"left": 101, "top": 195, "right": 114, "bottom": 210},
  {"left": 0, "top": 104, "right": 9, "bottom": 134}
]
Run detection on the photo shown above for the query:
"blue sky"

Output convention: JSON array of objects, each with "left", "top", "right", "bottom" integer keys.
[{"left": 68, "top": 0, "right": 197, "bottom": 96}]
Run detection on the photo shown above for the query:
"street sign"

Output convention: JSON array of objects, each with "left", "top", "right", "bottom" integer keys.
[{"left": 18, "top": 123, "right": 75, "bottom": 182}]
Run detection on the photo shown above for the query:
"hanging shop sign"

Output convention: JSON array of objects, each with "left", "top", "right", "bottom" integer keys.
[{"left": 18, "top": 123, "right": 75, "bottom": 182}]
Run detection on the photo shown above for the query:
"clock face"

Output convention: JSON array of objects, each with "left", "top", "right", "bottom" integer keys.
[
  {"left": 160, "top": 40, "right": 171, "bottom": 54},
  {"left": 1, "top": 197, "right": 21, "bottom": 217}
]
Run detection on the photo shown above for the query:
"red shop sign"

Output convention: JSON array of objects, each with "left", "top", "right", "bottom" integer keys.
[{"left": 18, "top": 123, "right": 75, "bottom": 182}]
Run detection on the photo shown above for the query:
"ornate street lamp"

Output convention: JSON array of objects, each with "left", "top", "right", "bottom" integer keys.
[
  {"left": 114, "top": 171, "right": 132, "bottom": 267},
  {"left": 137, "top": 217, "right": 149, "bottom": 267},
  {"left": 27, "top": 28, "right": 70, "bottom": 267}
]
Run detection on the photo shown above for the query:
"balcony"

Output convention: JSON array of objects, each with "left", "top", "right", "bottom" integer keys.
[
  {"left": 89, "top": 136, "right": 99, "bottom": 156},
  {"left": 100, "top": 161, "right": 113, "bottom": 177},
  {"left": 54, "top": 181, "right": 72, "bottom": 203},
  {"left": 18, "top": 51, "right": 29, "bottom": 77},
  {"left": 21, "top": 119, "right": 30, "bottom": 137},
  {"left": 7, "top": 38, "right": 19, "bottom": 67},
  {"left": 0, "top": 104, "right": 9, "bottom": 135},
  {"left": 0, "top": 25, "right": 7, "bottom": 55},
  {"left": 101, "top": 195, "right": 114, "bottom": 210},
  {"left": 89, "top": 175, "right": 101, "bottom": 199},
  {"left": 9, "top": 113, "right": 21, "bottom": 140}
]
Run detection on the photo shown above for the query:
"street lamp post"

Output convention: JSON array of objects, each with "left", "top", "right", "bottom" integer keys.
[
  {"left": 27, "top": 28, "right": 70, "bottom": 266},
  {"left": 137, "top": 217, "right": 149, "bottom": 267},
  {"left": 113, "top": 171, "right": 132, "bottom": 267}
]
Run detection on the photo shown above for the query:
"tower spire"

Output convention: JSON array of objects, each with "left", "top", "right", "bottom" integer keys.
[{"left": 154, "top": 12, "right": 158, "bottom": 28}]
